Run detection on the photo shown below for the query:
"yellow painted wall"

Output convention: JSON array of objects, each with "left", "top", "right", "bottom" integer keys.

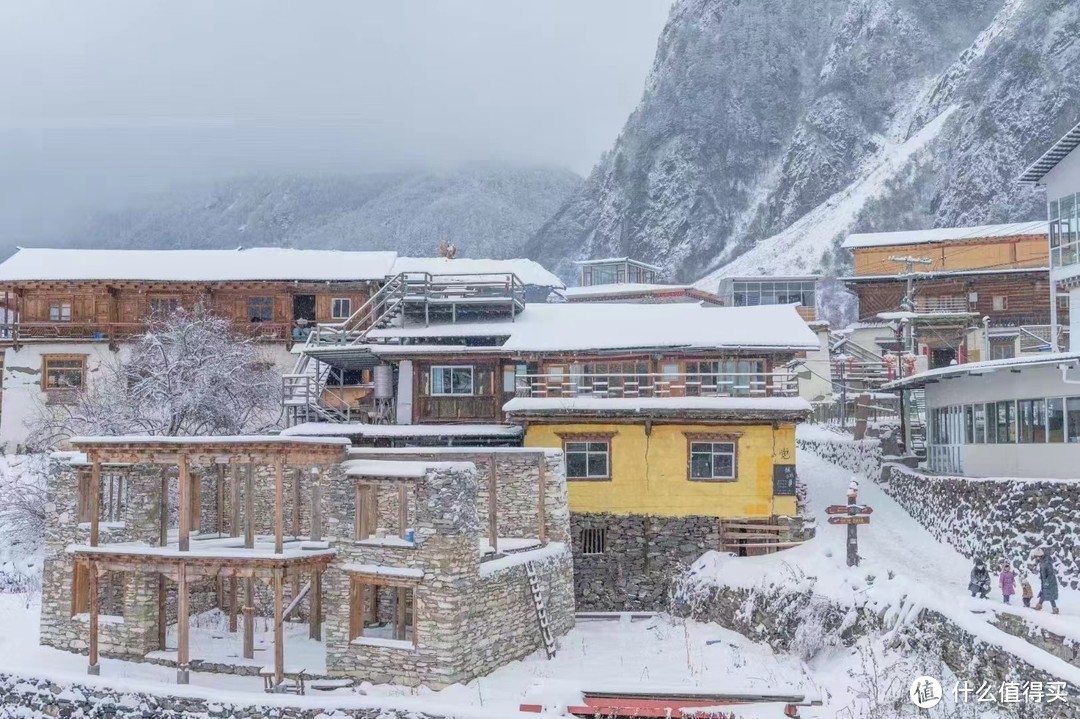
[
  {"left": 524, "top": 423, "right": 797, "bottom": 519},
  {"left": 852, "top": 235, "right": 1047, "bottom": 276}
]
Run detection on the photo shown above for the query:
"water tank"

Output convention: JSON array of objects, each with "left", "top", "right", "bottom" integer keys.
[{"left": 373, "top": 364, "right": 394, "bottom": 399}]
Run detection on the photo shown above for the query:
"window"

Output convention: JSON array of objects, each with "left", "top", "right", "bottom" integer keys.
[
  {"left": 328, "top": 367, "right": 368, "bottom": 386},
  {"left": 331, "top": 298, "right": 352, "bottom": 319},
  {"left": 1048, "top": 398, "right": 1065, "bottom": 443},
  {"left": 992, "top": 295, "right": 1009, "bottom": 311},
  {"left": 502, "top": 363, "right": 527, "bottom": 393},
  {"left": 247, "top": 297, "right": 274, "bottom": 322},
  {"left": 1068, "top": 398, "right": 1080, "bottom": 443},
  {"left": 689, "top": 441, "right": 737, "bottom": 481},
  {"left": 43, "top": 355, "right": 85, "bottom": 390},
  {"left": 429, "top": 366, "right": 474, "bottom": 396},
  {"left": 564, "top": 440, "right": 611, "bottom": 480},
  {"left": 48, "top": 302, "right": 72, "bottom": 322},
  {"left": 148, "top": 298, "right": 180, "bottom": 317},
  {"left": 990, "top": 338, "right": 1015, "bottom": 360},
  {"left": 349, "top": 577, "right": 415, "bottom": 646},
  {"left": 972, "top": 403, "right": 986, "bottom": 444},
  {"left": 1018, "top": 399, "right": 1047, "bottom": 443},
  {"left": 995, "top": 401, "right": 1016, "bottom": 444},
  {"left": 580, "top": 527, "right": 606, "bottom": 555},
  {"left": 964, "top": 405, "right": 975, "bottom": 444}
]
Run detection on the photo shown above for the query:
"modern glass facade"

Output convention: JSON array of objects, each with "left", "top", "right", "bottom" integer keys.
[
  {"left": 731, "top": 279, "right": 817, "bottom": 308},
  {"left": 1049, "top": 194, "right": 1080, "bottom": 268}
]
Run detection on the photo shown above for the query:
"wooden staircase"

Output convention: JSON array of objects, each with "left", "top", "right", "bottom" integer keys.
[{"left": 525, "top": 561, "right": 556, "bottom": 659}]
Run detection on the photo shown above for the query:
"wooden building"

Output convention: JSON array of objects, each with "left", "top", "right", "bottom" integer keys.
[{"left": 841, "top": 222, "right": 1062, "bottom": 366}]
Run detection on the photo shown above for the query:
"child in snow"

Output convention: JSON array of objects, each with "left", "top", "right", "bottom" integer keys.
[
  {"left": 999, "top": 563, "right": 1016, "bottom": 604},
  {"left": 969, "top": 558, "right": 990, "bottom": 599},
  {"left": 1021, "top": 575, "right": 1034, "bottom": 608}
]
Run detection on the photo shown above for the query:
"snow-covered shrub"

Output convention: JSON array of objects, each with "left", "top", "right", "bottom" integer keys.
[
  {"left": 29, "top": 307, "right": 284, "bottom": 446},
  {"left": 0, "top": 454, "right": 48, "bottom": 593}
]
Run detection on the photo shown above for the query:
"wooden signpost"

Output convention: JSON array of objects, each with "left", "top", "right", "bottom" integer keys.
[{"left": 826, "top": 479, "right": 872, "bottom": 567}]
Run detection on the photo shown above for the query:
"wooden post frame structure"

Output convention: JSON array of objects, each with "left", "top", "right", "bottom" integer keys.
[{"left": 67, "top": 435, "right": 348, "bottom": 686}]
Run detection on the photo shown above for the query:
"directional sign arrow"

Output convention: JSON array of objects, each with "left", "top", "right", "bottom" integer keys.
[
  {"left": 825, "top": 505, "right": 851, "bottom": 515},
  {"left": 828, "top": 516, "right": 870, "bottom": 525}
]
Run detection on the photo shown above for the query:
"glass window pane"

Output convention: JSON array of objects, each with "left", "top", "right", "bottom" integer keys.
[
  {"left": 713, "top": 453, "right": 733, "bottom": 477},
  {"left": 587, "top": 453, "right": 608, "bottom": 477},
  {"left": 1048, "top": 398, "right": 1065, "bottom": 443},
  {"left": 690, "top": 452, "right": 712, "bottom": 478},
  {"left": 1068, "top": 398, "right": 1080, "bottom": 443},
  {"left": 566, "top": 452, "right": 588, "bottom": 478}
]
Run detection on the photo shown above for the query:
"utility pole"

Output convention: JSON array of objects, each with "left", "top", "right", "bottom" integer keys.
[
  {"left": 835, "top": 354, "right": 848, "bottom": 428},
  {"left": 889, "top": 255, "right": 933, "bottom": 356}
]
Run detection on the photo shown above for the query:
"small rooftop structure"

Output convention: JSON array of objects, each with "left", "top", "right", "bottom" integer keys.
[
  {"left": 559, "top": 283, "right": 722, "bottom": 305},
  {"left": 573, "top": 257, "right": 661, "bottom": 286},
  {"left": 390, "top": 256, "right": 563, "bottom": 289}
]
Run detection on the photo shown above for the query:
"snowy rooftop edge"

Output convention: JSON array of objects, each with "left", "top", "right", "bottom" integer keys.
[
  {"left": 281, "top": 423, "right": 522, "bottom": 438},
  {"left": 389, "top": 256, "right": 564, "bottom": 288},
  {"left": 502, "top": 396, "right": 813, "bottom": 414},
  {"left": 883, "top": 351, "right": 1080, "bottom": 390},
  {"left": 68, "top": 434, "right": 352, "bottom": 446},
  {"left": 572, "top": 257, "right": 662, "bottom": 270},
  {"left": 342, "top": 458, "right": 476, "bottom": 478},
  {"left": 841, "top": 221, "right": 1048, "bottom": 249}
]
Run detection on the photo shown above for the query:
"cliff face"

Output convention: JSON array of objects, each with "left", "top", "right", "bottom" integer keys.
[{"left": 528, "top": 0, "right": 1080, "bottom": 288}]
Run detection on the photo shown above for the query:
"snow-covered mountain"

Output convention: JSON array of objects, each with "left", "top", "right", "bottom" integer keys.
[
  {"left": 527, "top": 0, "right": 1080, "bottom": 289},
  {"left": 49, "top": 166, "right": 581, "bottom": 260}
]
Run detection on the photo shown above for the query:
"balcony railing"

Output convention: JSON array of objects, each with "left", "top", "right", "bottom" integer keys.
[
  {"left": 514, "top": 371, "right": 800, "bottom": 399},
  {"left": 0, "top": 321, "right": 293, "bottom": 344},
  {"left": 914, "top": 297, "right": 969, "bottom": 313}
]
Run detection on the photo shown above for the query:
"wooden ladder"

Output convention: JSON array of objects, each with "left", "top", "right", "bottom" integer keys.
[{"left": 525, "top": 561, "right": 556, "bottom": 659}]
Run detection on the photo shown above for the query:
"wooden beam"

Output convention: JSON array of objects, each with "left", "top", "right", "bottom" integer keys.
[
  {"left": 176, "top": 563, "right": 190, "bottom": 684},
  {"left": 274, "top": 456, "right": 284, "bottom": 554},
  {"left": 273, "top": 567, "right": 284, "bottom": 687},
  {"left": 537, "top": 455, "right": 547, "bottom": 544},
  {"left": 310, "top": 469, "right": 322, "bottom": 542},
  {"left": 291, "top": 468, "right": 301, "bottom": 538},
  {"left": 395, "top": 586, "right": 407, "bottom": 640},
  {"left": 309, "top": 570, "right": 322, "bottom": 641},
  {"left": 159, "top": 470, "right": 168, "bottom": 547},
  {"left": 244, "top": 464, "right": 255, "bottom": 550},
  {"left": 157, "top": 575, "right": 167, "bottom": 650},
  {"left": 488, "top": 454, "right": 498, "bottom": 555},
  {"left": 216, "top": 463, "right": 225, "bottom": 535},
  {"left": 243, "top": 577, "right": 255, "bottom": 659},
  {"left": 228, "top": 576, "right": 238, "bottom": 633},
  {"left": 87, "top": 563, "right": 100, "bottom": 675},
  {"left": 229, "top": 464, "right": 240, "bottom": 538},
  {"left": 178, "top": 453, "right": 190, "bottom": 552},
  {"left": 89, "top": 461, "right": 100, "bottom": 547}
]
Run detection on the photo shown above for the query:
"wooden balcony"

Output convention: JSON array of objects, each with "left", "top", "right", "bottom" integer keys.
[
  {"left": 0, "top": 321, "right": 293, "bottom": 345},
  {"left": 514, "top": 371, "right": 800, "bottom": 399},
  {"left": 416, "top": 395, "right": 501, "bottom": 422}
]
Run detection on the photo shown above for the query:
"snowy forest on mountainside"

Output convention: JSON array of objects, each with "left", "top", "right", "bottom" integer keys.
[
  {"left": 37, "top": 166, "right": 581, "bottom": 261},
  {"left": 527, "top": 0, "right": 1080, "bottom": 289}
]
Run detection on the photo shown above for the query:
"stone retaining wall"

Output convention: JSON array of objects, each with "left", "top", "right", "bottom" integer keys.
[
  {"left": 881, "top": 463, "right": 1080, "bottom": 589},
  {"left": 795, "top": 434, "right": 882, "bottom": 480},
  {"left": 0, "top": 672, "right": 452, "bottom": 719}
]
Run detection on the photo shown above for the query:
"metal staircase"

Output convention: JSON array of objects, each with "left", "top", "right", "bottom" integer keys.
[
  {"left": 830, "top": 334, "right": 892, "bottom": 390},
  {"left": 525, "top": 561, "right": 556, "bottom": 659},
  {"left": 907, "top": 388, "right": 928, "bottom": 458}
]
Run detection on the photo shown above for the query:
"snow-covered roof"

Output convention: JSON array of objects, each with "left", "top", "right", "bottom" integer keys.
[
  {"left": 560, "top": 283, "right": 693, "bottom": 298},
  {"left": 0, "top": 248, "right": 399, "bottom": 282},
  {"left": 573, "top": 257, "right": 662, "bottom": 271},
  {"left": 883, "top": 352, "right": 1080, "bottom": 390},
  {"left": 282, "top": 423, "right": 522, "bottom": 438},
  {"left": 343, "top": 458, "right": 475, "bottom": 478},
  {"left": 503, "top": 396, "right": 812, "bottom": 414},
  {"left": 366, "top": 303, "right": 819, "bottom": 352},
  {"left": 841, "top": 221, "right": 1048, "bottom": 249},
  {"left": 842, "top": 266, "right": 1048, "bottom": 282},
  {"left": 68, "top": 434, "right": 351, "bottom": 446},
  {"left": 1019, "top": 120, "right": 1080, "bottom": 184},
  {"left": 390, "top": 256, "right": 563, "bottom": 288}
]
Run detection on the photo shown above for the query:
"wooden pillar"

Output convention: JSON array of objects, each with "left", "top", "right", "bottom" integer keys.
[
  {"left": 228, "top": 576, "right": 238, "bottom": 633},
  {"left": 273, "top": 567, "right": 285, "bottom": 686},
  {"left": 243, "top": 576, "right": 255, "bottom": 659},
  {"left": 229, "top": 464, "right": 240, "bottom": 538},
  {"left": 157, "top": 575, "right": 167, "bottom": 650},
  {"left": 309, "top": 569, "right": 322, "bottom": 641},
  {"left": 89, "top": 460, "right": 101, "bottom": 547},
  {"left": 216, "top": 463, "right": 225, "bottom": 535},
  {"left": 176, "top": 563, "right": 190, "bottom": 684},
  {"left": 487, "top": 454, "right": 498, "bottom": 554},
  {"left": 274, "top": 456, "right": 284, "bottom": 554},
  {"left": 395, "top": 585, "right": 407, "bottom": 641},
  {"left": 537, "top": 455, "right": 547, "bottom": 544},
  {"left": 178, "top": 453, "right": 190, "bottom": 552},
  {"left": 398, "top": 484, "right": 408, "bottom": 539},
  {"left": 310, "top": 469, "right": 322, "bottom": 542},
  {"left": 87, "top": 563, "right": 100, "bottom": 675},
  {"left": 244, "top": 463, "right": 255, "bottom": 550},
  {"left": 159, "top": 470, "right": 168, "bottom": 547},
  {"left": 291, "top": 468, "right": 301, "bottom": 538}
]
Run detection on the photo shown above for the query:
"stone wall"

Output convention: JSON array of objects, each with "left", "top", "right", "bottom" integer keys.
[
  {"left": 795, "top": 433, "right": 883, "bottom": 480},
  {"left": 881, "top": 463, "right": 1080, "bottom": 589},
  {"left": 0, "top": 673, "right": 452, "bottom": 719}
]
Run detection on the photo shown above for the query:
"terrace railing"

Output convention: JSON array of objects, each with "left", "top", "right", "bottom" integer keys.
[{"left": 514, "top": 371, "right": 800, "bottom": 399}]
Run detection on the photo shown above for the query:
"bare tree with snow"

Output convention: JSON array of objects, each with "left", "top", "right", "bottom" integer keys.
[{"left": 29, "top": 307, "right": 284, "bottom": 447}]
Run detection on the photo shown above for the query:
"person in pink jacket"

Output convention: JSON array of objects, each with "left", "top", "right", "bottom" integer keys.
[{"left": 999, "top": 562, "right": 1016, "bottom": 604}]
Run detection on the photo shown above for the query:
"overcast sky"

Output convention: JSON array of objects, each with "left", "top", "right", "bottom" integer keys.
[{"left": 0, "top": 1, "right": 672, "bottom": 242}]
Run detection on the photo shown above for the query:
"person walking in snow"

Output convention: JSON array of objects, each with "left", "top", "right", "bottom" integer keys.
[
  {"left": 969, "top": 558, "right": 990, "bottom": 599},
  {"left": 998, "top": 563, "right": 1016, "bottom": 604},
  {"left": 1021, "top": 575, "right": 1034, "bottom": 608},
  {"left": 1034, "top": 548, "right": 1060, "bottom": 614}
]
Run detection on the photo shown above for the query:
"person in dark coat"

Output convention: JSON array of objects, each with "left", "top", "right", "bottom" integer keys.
[
  {"left": 1034, "top": 548, "right": 1060, "bottom": 614},
  {"left": 969, "top": 558, "right": 990, "bottom": 599}
]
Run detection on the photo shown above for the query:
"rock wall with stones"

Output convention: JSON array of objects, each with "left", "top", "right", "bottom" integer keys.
[
  {"left": 795, "top": 434, "right": 883, "bottom": 481},
  {"left": 321, "top": 459, "right": 574, "bottom": 687},
  {"left": 881, "top": 463, "right": 1080, "bottom": 590},
  {"left": 0, "top": 672, "right": 453, "bottom": 719}
]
